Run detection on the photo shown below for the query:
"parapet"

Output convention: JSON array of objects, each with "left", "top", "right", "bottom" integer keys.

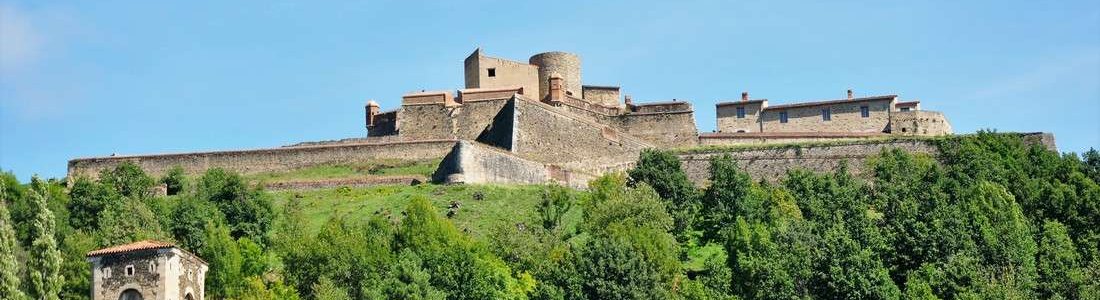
[
  {"left": 582, "top": 85, "right": 621, "bottom": 107},
  {"left": 402, "top": 90, "right": 458, "bottom": 106},
  {"left": 459, "top": 86, "right": 525, "bottom": 102},
  {"left": 629, "top": 100, "right": 693, "bottom": 114},
  {"left": 889, "top": 110, "right": 952, "bottom": 136}
]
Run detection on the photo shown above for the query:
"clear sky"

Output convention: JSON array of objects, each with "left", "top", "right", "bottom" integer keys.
[{"left": 2, "top": 0, "right": 1098, "bottom": 181}]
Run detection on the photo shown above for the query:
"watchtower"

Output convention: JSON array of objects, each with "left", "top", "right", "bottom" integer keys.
[{"left": 87, "top": 240, "right": 208, "bottom": 300}]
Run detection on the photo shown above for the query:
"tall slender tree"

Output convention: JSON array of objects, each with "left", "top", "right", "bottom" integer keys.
[
  {"left": 27, "top": 178, "right": 63, "bottom": 300},
  {"left": 0, "top": 181, "right": 27, "bottom": 300}
]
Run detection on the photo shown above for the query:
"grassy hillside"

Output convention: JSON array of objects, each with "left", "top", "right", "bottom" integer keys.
[
  {"left": 246, "top": 159, "right": 440, "bottom": 182},
  {"left": 268, "top": 183, "right": 583, "bottom": 239}
]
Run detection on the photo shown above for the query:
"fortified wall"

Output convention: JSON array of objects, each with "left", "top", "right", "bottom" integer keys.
[
  {"left": 69, "top": 48, "right": 1037, "bottom": 189},
  {"left": 68, "top": 140, "right": 456, "bottom": 179}
]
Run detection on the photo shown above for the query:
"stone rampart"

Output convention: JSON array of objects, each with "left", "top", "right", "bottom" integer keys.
[
  {"left": 889, "top": 110, "right": 953, "bottom": 135},
  {"left": 68, "top": 140, "right": 457, "bottom": 179},
  {"left": 677, "top": 140, "right": 940, "bottom": 184},
  {"left": 397, "top": 98, "right": 511, "bottom": 140},
  {"left": 513, "top": 97, "right": 653, "bottom": 167},
  {"left": 616, "top": 111, "right": 700, "bottom": 148}
]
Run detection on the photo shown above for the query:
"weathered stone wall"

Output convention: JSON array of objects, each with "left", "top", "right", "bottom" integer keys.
[
  {"left": 616, "top": 111, "right": 700, "bottom": 148},
  {"left": 513, "top": 98, "right": 652, "bottom": 168},
  {"left": 433, "top": 141, "right": 549, "bottom": 185},
  {"left": 889, "top": 110, "right": 953, "bottom": 135},
  {"left": 68, "top": 140, "right": 457, "bottom": 179},
  {"left": 367, "top": 110, "right": 398, "bottom": 137},
  {"left": 465, "top": 54, "right": 540, "bottom": 98},
  {"left": 630, "top": 101, "right": 692, "bottom": 114},
  {"left": 396, "top": 98, "right": 511, "bottom": 141},
  {"left": 698, "top": 132, "right": 888, "bottom": 146},
  {"left": 716, "top": 100, "right": 766, "bottom": 133},
  {"left": 582, "top": 86, "right": 620, "bottom": 107},
  {"left": 761, "top": 98, "right": 893, "bottom": 133},
  {"left": 678, "top": 140, "right": 940, "bottom": 184},
  {"left": 530, "top": 52, "right": 582, "bottom": 100}
]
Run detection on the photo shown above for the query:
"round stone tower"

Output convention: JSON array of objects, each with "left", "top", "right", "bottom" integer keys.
[{"left": 529, "top": 51, "right": 581, "bottom": 100}]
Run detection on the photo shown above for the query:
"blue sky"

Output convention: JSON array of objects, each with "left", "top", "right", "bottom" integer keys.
[{"left": 2, "top": 0, "right": 1098, "bottom": 181}]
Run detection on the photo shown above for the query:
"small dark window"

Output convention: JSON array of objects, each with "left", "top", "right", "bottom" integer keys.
[
  {"left": 900, "top": 107, "right": 910, "bottom": 112},
  {"left": 736, "top": 107, "right": 746, "bottom": 118},
  {"left": 822, "top": 108, "right": 831, "bottom": 121},
  {"left": 125, "top": 265, "right": 134, "bottom": 276},
  {"left": 860, "top": 106, "right": 869, "bottom": 118},
  {"left": 779, "top": 111, "right": 788, "bottom": 123},
  {"left": 487, "top": 68, "right": 496, "bottom": 77}
]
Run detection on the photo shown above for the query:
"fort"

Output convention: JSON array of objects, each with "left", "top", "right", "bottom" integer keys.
[{"left": 69, "top": 48, "right": 999, "bottom": 187}]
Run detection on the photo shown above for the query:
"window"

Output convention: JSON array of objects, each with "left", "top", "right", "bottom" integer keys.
[
  {"left": 487, "top": 68, "right": 496, "bottom": 77},
  {"left": 779, "top": 111, "right": 788, "bottom": 123},
  {"left": 822, "top": 108, "right": 831, "bottom": 121},
  {"left": 736, "top": 107, "right": 746, "bottom": 118},
  {"left": 102, "top": 267, "right": 112, "bottom": 278},
  {"left": 900, "top": 107, "right": 910, "bottom": 112},
  {"left": 860, "top": 106, "right": 869, "bottom": 118},
  {"left": 125, "top": 265, "right": 134, "bottom": 276}
]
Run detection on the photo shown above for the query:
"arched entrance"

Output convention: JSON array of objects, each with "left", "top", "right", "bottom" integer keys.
[
  {"left": 119, "top": 289, "right": 144, "bottom": 300},
  {"left": 184, "top": 293, "right": 195, "bottom": 300}
]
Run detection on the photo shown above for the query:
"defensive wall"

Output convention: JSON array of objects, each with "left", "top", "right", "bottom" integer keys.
[
  {"left": 889, "top": 110, "right": 953, "bottom": 135},
  {"left": 67, "top": 140, "right": 457, "bottom": 180},
  {"left": 677, "top": 132, "right": 1056, "bottom": 185}
]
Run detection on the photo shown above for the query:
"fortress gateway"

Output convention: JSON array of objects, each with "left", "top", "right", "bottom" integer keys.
[{"left": 69, "top": 49, "right": 953, "bottom": 187}]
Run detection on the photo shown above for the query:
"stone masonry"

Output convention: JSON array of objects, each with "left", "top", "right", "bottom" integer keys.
[{"left": 69, "top": 48, "right": 976, "bottom": 187}]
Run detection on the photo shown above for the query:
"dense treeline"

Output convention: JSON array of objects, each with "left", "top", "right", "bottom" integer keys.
[{"left": 1, "top": 132, "right": 1098, "bottom": 299}]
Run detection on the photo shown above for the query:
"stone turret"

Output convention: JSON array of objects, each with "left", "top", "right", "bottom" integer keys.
[
  {"left": 529, "top": 51, "right": 581, "bottom": 100},
  {"left": 365, "top": 100, "right": 380, "bottom": 129}
]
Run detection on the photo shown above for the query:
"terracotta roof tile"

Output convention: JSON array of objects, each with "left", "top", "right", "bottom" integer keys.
[
  {"left": 716, "top": 99, "right": 768, "bottom": 107},
  {"left": 87, "top": 240, "right": 175, "bottom": 257},
  {"left": 896, "top": 101, "right": 920, "bottom": 107}
]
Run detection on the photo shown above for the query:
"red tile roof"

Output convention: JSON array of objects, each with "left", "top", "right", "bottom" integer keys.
[
  {"left": 87, "top": 240, "right": 175, "bottom": 257},
  {"left": 763, "top": 95, "right": 897, "bottom": 111},
  {"left": 716, "top": 99, "right": 768, "bottom": 107},
  {"left": 896, "top": 101, "right": 920, "bottom": 107}
]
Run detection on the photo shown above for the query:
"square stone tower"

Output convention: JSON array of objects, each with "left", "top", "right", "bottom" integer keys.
[{"left": 86, "top": 240, "right": 208, "bottom": 300}]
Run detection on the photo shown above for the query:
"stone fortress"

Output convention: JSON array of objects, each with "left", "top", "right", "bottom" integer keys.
[{"left": 68, "top": 48, "right": 959, "bottom": 187}]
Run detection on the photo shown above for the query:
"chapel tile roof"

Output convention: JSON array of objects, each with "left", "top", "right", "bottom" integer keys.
[{"left": 87, "top": 240, "right": 175, "bottom": 257}]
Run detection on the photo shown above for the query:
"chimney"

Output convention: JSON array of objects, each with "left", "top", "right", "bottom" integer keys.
[
  {"left": 624, "top": 95, "right": 633, "bottom": 106},
  {"left": 847, "top": 89, "right": 854, "bottom": 100},
  {"left": 365, "top": 100, "right": 380, "bottom": 128},
  {"left": 741, "top": 91, "right": 749, "bottom": 101},
  {"left": 548, "top": 73, "right": 564, "bottom": 102}
]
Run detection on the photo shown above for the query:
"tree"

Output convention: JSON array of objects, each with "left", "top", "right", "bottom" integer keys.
[
  {"left": 65, "top": 178, "right": 118, "bottom": 232},
  {"left": 1036, "top": 220, "right": 1084, "bottom": 299},
  {"left": 628, "top": 149, "right": 700, "bottom": 242},
  {"left": 312, "top": 277, "right": 349, "bottom": 300},
  {"left": 169, "top": 197, "right": 222, "bottom": 252},
  {"left": 577, "top": 224, "right": 681, "bottom": 299},
  {"left": 196, "top": 169, "right": 273, "bottom": 244},
  {"left": 576, "top": 174, "right": 682, "bottom": 299},
  {"left": 536, "top": 184, "right": 574, "bottom": 232},
  {"left": 96, "top": 197, "right": 166, "bottom": 247},
  {"left": 161, "top": 166, "right": 187, "bottom": 196},
  {"left": 27, "top": 178, "right": 63, "bottom": 300},
  {"left": 200, "top": 223, "right": 244, "bottom": 299},
  {"left": 97, "top": 162, "right": 154, "bottom": 200},
  {"left": 0, "top": 181, "right": 26, "bottom": 300},
  {"left": 398, "top": 196, "right": 533, "bottom": 300}
]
